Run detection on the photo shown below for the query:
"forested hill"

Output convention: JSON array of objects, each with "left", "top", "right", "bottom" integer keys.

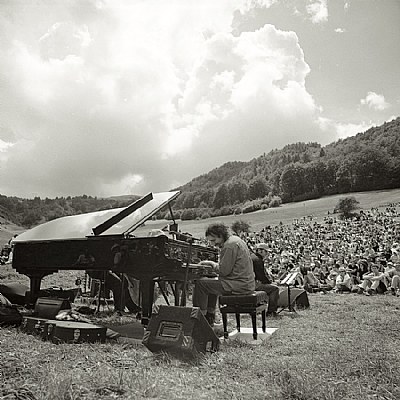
[
  {"left": 171, "top": 117, "right": 400, "bottom": 219},
  {"left": 0, "top": 117, "right": 399, "bottom": 228},
  {"left": 0, "top": 194, "right": 137, "bottom": 229}
]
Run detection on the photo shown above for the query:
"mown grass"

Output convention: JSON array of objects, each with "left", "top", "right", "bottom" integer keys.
[
  {"left": 137, "top": 188, "right": 400, "bottom": 238},
  {"left": 1, "top": 188, "right": 400, "bottom": 399},
  {"left": 1, "top": 293, "right": 400, "bottom": 400}
]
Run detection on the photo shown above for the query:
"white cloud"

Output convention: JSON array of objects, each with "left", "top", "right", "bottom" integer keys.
[
  {"left": 360, "top": 91, "right": 389, "bottom": 111},
  {"left": 306, "top": 0, "right": 328, "bottom": 24},
  {"left": 318, "top": 117, "right": 374, "bottom": 141},
  {"left": 0, "top": 140, "right": 13, "bottom": 153},
  {"left": 334, "top": 28, "right": 346, "bottom": 33},
  {"left": 0, "top": 0, "right": 376, "bottom": 199},
  {"left": 163, "top": 24, "right": 319, "bottom": 167},
  {"left": 39, "top": 22, "right": 92, "bottom": 60}
]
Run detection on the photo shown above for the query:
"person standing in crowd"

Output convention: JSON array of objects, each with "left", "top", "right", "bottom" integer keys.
[
  {"left": 252, "top": 243, "right": 280, "bottom": 317},
  {"left": 192, "top": 223, "right": 255, "bottom": 326}
]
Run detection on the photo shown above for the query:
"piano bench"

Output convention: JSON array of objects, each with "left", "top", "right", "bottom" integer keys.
[{"left": 219, "top": 291, "right": 268, "bottom": 340}]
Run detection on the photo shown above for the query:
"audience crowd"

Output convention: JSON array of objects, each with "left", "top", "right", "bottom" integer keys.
[
  {"left": 1, "top": 204, "right": 399, "bottom": 302},
  {"left": 237, "top": 204, "right": 400, "bottom": 297}
]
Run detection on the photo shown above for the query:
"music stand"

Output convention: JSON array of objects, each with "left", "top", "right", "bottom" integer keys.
[{"left": 278, "top": 272, "right": 299, "bottom": 314}]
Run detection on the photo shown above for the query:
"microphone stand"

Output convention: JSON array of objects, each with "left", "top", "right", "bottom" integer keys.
[{"left": 180, "top": 236, "right": 194, "bottom": 307}]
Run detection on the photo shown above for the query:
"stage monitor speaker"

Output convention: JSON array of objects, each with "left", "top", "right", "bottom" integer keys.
[
  {"left": 142, "top": 305, "right": 220, "bottom": 357},
  {"left": 278, "top": 288, "right": 310, "bottom": 310},
  {"left": 34, "top": 297, "right": 71, "bottom": 319}
]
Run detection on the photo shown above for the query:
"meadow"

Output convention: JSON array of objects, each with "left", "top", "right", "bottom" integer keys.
[
  {"left": 138, "top": 188, "right": 400, "bottom": 238},
  {"left": 1, "top": 188, "right": 400, "bottom": 399},
  {"left": 1, "top": 293, "right": 399, "bottom": 400}
]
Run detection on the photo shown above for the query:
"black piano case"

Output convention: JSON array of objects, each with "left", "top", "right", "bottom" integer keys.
[
  {"left": 21, "top": 316, "right": 58, "bottom": 339},
  {"left": 51, "top": 321, "right": 106, "bottom": 344},
  {"left": 34, "top": 297, "right": 71, "bottom": 319}
]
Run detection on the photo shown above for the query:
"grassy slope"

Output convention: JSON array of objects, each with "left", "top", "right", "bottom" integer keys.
[
  {"left": 139, "top": 188, "right": 400, "bottom": 238},
  {"left": 2, "top": 188, "right": 399, "bottom": 245},
  {"left": 1, "top": 294, "right": 399, "bottom": 400}
]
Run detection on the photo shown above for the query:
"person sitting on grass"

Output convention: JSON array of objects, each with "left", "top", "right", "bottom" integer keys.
[
  {"left": 301, "top": 266, "right": 320, "bottom": 293},
  {"left": 385, "top": 262, "right": 400, "bottom": 296},
  {"left": 346, "top": 262, "right": 360, "bottom": 286},
  {"left": 356, "top": 259, "right": 370, "bottom": 283},
  {"left": 357, "top": 263, "right": 386, "bottom": 295},
  {"left": 326, "top": 264, "right": 339, "bottom": 290},
  {"left": 334, "top": 266, "right": 352, "bottom": 293}
]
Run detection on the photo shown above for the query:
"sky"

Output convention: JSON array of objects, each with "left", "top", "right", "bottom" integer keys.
[{"left": 0, "top": 0, "right": 399, "bottom": 199}]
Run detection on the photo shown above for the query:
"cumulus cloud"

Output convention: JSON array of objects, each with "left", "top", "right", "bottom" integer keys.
[
  {"left": 317, "top": 117, "right": 373, "bottom": 141},
  {"left": 334, "top": 28, "right": 346, "bottom": 33},
  {"left": 306, "top": 0, "right": 328, "bottom": 24},
  {"left": 360, "top": 91, "right": 389, "bottom": 111},
  {"left": 0, "top": 0, "right": 346, "bottom": 199}
]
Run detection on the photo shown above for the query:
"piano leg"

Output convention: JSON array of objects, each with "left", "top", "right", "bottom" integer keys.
[
  {"left": 139, "top": 280, "right": 155, "bottom": 326},
  {"left": 26, "top": 274, "right": 44, "bottom": 305}
]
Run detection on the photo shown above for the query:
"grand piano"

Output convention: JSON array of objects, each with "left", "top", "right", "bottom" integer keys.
[{"left": 11, "top": 191, "right": 218, "bottom": 324}]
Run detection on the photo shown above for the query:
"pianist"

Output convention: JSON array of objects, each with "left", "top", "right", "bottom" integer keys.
[{"left": 192, "top": 222, "right": 255, "bottom": 327}]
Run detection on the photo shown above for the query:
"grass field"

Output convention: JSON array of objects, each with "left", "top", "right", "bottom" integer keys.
[
  {"left": 137, "top": 188, "right": 400, "bottom": 238},
  {"left": 1, "top": 188, "right": 400, "bottom": 399},
  {"left": 1, "top": 293, "right": 399, "bottom": 400}
]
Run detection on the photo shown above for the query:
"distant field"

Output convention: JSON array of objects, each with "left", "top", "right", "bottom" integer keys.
[
  {"left": 140, "top": 188, "right": 400, "bottom": 238},
  {"left": 1, "top": 188, "right": 399, "bottom": 247}
]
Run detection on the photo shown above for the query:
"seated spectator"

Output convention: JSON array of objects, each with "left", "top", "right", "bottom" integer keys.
[
  {"left": 346, "top": 263, "right": 360, "bottom": 285},
  {"left": 386, "top": 262, "right": 400, "bottom": 296},
  {"left": 326, "top": 265, "right": 339, "bottom": 290},
  {"left": 356, "top": 259, "right": 369, "bottom": 283},
  {"left": 334, "top": 266, "right": 352, "bottom": 293},
  {"left": 357, "top": 263, "right": 387, "bottom": 295},
  {"left": 301, "top": 266, "right": 322, "bottom": 293},
  {"left": 383, "top": 261, "right": 395, "bottom": 289}
]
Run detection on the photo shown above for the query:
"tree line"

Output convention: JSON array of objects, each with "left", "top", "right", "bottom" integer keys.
[
  {"left": 0, "top": 117, "right": 399, "bottom": 226},
  {"left": 171, "top": 117, "right": 400, "bottom": 220},
  {"left": 0, "top": 195, "right": 133, "bottom": 228}
]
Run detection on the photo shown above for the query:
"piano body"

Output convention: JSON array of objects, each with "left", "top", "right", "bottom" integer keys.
[{"left": 11, "top": 191, "right": 218, "bottom": 324}]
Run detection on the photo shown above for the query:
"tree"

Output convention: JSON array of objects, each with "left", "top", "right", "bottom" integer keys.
[
  {"left": 231, "top": 220, "right": 251, "bottom": 235},
  {"left": 279, "top": 164, "right": 306, "bottom": 202},
  {"left": 228, "top": 181, "right": 248, "bottom": 204},
  {"left": 213, "top": 184, "right": 230, "bottom": 209},
  {"left": 248, "top": 177, "right": 268, "bottom": 200},
  {"left": 334, "top": 196, "right": 360, "bottom": 219}
]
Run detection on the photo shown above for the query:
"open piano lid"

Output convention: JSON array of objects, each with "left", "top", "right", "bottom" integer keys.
[{"left": 13, "top": 191, "right": 180, "bottom": 242}]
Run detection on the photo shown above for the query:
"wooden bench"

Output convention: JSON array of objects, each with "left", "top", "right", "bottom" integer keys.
[{"left": 219, "top": 291, "right": 268, "bottom": 340}]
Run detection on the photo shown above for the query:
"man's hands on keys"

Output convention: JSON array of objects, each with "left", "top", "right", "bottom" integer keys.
[{"left": 199, "top": 260, "right": 219, "bottom": 272}]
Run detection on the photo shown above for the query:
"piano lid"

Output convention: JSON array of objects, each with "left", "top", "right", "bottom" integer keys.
[{"left": 13, "top": 191, "right": 180, "bottom": 242}]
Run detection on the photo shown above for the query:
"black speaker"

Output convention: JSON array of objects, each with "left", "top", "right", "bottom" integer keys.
[
  {"left": 278, "top": 288, "right": 310, "bottom": 309},
  {"left": 34, "top": 297, "right": 71, "bottom": 319},
  {"left": 142, "top": 306, "right": 220, "bottom": 357}
]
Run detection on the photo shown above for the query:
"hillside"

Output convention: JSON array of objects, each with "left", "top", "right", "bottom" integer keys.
[
  {"left": 0, "top": 117, "right": 399, "bottom": 234},
  {"left": 171, "top": 117, "right": 400, "bottom": 218},
  {"left": 135, "top": 187, "right": 400, "bottom": 239}
]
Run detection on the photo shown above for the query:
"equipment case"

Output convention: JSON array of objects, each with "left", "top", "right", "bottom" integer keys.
[{"left": 51, "top": 321, "right": 106, "bottom": 344}]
